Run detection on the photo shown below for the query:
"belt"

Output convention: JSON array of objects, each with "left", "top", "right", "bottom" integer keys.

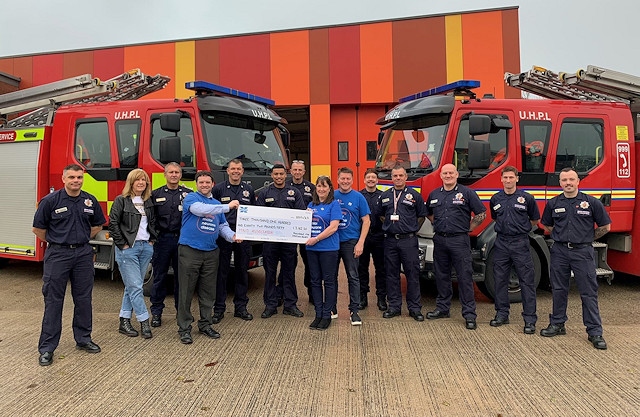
[
  {"left": 48, "top": 243, "right": 87, "bottom": 249},
  {"left": 556, "top": 242, "right": 591, "bottom": 249},
  {"left": 435, "top": 232, "right": 467, "bottom": 237},
  {"left": 384, "top": 232, "right": 415, "bottom": 239}
]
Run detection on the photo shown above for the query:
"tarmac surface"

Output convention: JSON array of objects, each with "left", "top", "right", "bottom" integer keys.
[{"left": 0, "top": 259, "right": 639, "bottom": 417}]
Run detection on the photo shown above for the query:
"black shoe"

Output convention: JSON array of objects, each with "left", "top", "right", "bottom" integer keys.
[
  {"left": 118, "top": 317, "right": 139, "bottom": 337},
  {"left": 426, "top": 310, "right": 450, "bottom": 320},
  {"left": 151, "top": 314, "right": 162, "bottom": 327},
  {"left": 199, "top": 326, "right": 221, "bottom": 339},
  {"left": 317, "top": 318, "right": 331, "bottom": 330},
  {"left": 234, "top": 310, "right": 253, "bottom": 321},
  {"left": 76, "top": 341, "right": 101, "bottom": 353},
  {"left": 283, "top": 307, "right": 304, "bottom": 318},
  {"left": 524, "top": 323, "right": 536, "bottom": 335},
  {"left": 39, "top": 351, "right": 54, "bottom": 366},
  {"left": 261, "top": 308, "right": 277, "bottom": 318},
  {"left": 409, "top": 310, "right": 425, "bottom": 322},
  {"left": 212, "top": 312, "right": 224, "bottom": 324},
  {"left": 383, "top": 309, "right": 401, "bottom": 319},
  {"left": 140, "top": 319, "right": 153, "bottom": 339},
  {"left": 465, "top": 320, "right": 477, "bottom": 330},
  {"left": 180, "top": 332, "right": 193, "bottom": 344},
  {"left": 540, "top": 323, "right": 566, "bottom": 337},
  {"left": 588, "top": 335, "right": 607, "bottom": 350},
  {"left": 377, "top": 298, "right": 388, "bottom": 311},
  {"left": 490, "top": 316, "right": 509, "bottom": 327},
  {"left": 309, "top": 317, "right": 322, "bottom": 329},
  {"left": 358, "top": 294, "right": 368, "bottom": 310}
]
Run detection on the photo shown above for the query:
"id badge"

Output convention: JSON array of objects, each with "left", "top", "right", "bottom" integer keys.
[{"left": 390, "top": 214, "right": 400, "bottom": 221}]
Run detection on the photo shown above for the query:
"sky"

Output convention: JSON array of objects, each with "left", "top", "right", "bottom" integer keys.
[{"left": 0, "top": 0, "right": 638, "bottom": 76}]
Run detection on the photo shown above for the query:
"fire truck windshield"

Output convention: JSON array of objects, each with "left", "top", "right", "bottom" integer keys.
[
  {"left": 376, "top": 117, "right": 448, "bottom": 172},
  {"left": 200, "top": 112, "right": 286, "bottom": 170}
]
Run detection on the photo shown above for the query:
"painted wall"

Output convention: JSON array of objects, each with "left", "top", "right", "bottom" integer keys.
[{"left": 0, "top": 8, "right": 520, "bottom": 187}]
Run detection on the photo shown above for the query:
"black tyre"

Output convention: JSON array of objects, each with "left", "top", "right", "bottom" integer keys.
[{"left": 481, "top": 244, "right": 542, "bottom": 303}]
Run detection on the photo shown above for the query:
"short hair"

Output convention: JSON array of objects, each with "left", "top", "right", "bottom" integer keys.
[
  {"left": 560, "top": 167, "right": 577, "bottom": 174},
  {"left": 337, "top": 167, "right": 353, "bottom": 176},
  {"left": 312, "top": 176, "right": 335, "bottom": 205},
  {"left": 501, "top": 165, "right": 518, "bottom": 176},
  {"left": 364, "top": 168, "right": 377, "bottom": 178},
  {"left": 63, "top": 164, "right": 84, "bottom": 174},
  {"left": 164, "top": 162, "right": 182, "bottom": 173},
  {"left": 271, "top": 164, "right": 286, "bottom": 173},
  {"left": 122, "top": 168, "right": 152, "bottom": 200},
  {"left": 195, "top": 170, "right": 214, "bottom": 182},
  {"left": 391, "top": 165, "right": 407, "bottom": 174}
]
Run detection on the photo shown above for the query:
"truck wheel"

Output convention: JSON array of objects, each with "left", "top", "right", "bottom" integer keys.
[{"left": 481, "top": 245, "right": 541, "bottom": 303}]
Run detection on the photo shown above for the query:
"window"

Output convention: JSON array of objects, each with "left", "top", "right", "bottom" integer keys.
[
  {"left": 116, "top": 120, "right": 141, "bottom": 168},
  {"left": 150, "top": 116, "right": 195, "bottom": 168},
  {"left": 453, "top": 116, "right": 508, "bottom": 172},
  {"left": 520, "top": 121, "right": 551, "bottom": 173},
  {"left": 366, "top": 141, "right": 377, "bottom": 161},
  {"left": 554, "top": 119, "right": 604, "bottom": 173},
  {"left": 75, "top": 119, "right": 111, "bottom": 168},
  {"left": 338, "top": 142, "right": 349, "bottom": 161}
]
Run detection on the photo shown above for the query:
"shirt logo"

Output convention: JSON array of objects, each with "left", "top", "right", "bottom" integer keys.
[
  {"left": 84, "top": 199, "right": 93, "bottom": 207},
  {"left": 288, "top": 190, "right": 295, "bottom": 196},
  {"left": 579, "top": 201, "right": 590, "bottom": 209},
  {"left": 240, "top": 206, "right": 248, "bottom": 213},
  {"left": 243, "top": 190, "right": 250, "bottom": 197},
  {"left": 454, "top": 193, "right": 464, "bottom": 201},
  {"left": 405, "top": 193, "right": 413, "bottom": 201},
  {"left": 517, "top": 196, "right": 525, "bottom": 204},
  {"left": 304, "top": 186, "right": 311, "bottom": 192}
]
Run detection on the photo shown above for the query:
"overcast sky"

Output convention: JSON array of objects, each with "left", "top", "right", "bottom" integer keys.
[{"left": 0, "top": 0, "right": 637, "bottom": 76}]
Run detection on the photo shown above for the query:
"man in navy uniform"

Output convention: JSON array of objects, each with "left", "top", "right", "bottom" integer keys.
[
  {"left": 358, "top": 168, "right": 387, "bottom": 311},
  {"left": 426, "top": 163, "right": 486, "bottom": 330},
  {"left": 489, "top": 165, "right": 540, "bottom": 334},
  {"left": 257, "top": 164, "right": 306, "bottom": 318},
  {"left": 149, "top": 162, "right": 192, "bottom": 327},
  {"left": 33, "top": 164, "right": 106, "bottom": 366},
  {"left": 212, "top": 159, "right": 255, "bottom": 323},
  {"left": 282, "top": 159, "right": 315, "bottom": 303},
  {"left": 376, "top": 166, "right": 427, "bottom": 321},
  {"left": 539, "top": 167, "right": 611, "bottom": 350}
]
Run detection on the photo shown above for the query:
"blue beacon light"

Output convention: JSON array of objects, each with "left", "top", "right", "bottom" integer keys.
[
  {"left": 185, "top": 81, "right": 275, "bottom": 106},
  {"left": 399, "top": 80, "right": 480, "bottom": 103}
]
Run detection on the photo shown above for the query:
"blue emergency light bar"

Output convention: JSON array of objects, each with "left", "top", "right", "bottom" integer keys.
[
  {"left": 185, "top": 81, "right": 275, "bottom": 106},
  {"left": 399, "top": 80, "right": 480, "bottom": 103}
]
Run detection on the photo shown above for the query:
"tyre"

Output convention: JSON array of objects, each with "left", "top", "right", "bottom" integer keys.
[{"left": 481, "top": 244, "right": 541, "bottom": 303}]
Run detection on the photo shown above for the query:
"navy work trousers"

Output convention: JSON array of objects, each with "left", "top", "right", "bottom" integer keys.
[
  {"left": 384, "top": 235, "right": 421, "bottom": 313},
  {"left": 263, "top": 242, "right": 298, "bottom": 310},
  {"left": 150, "top": 233, "right": 179, "bottom": 316},
  {"left": 358, "top": 234, "right": 386, "bottom": 300},
  {"left": 214, "top": 238, "right": 250, "bottom": 314}
]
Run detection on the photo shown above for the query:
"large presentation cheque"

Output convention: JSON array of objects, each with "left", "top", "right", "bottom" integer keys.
[{"left": 236, "top": 205, "right": 312, "bottom": 244}]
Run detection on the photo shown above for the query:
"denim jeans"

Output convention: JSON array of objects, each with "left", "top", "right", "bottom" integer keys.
[
  {"left": 116, "top": 240, "right": 153, "bottom": 322},
  {"left": 337, "top": 239, "right": 361, "bottom": 312}
]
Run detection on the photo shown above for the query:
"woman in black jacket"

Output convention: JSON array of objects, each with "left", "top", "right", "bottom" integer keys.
[{"left": 109, "top": 169, "right": 158, "bottom": 339}]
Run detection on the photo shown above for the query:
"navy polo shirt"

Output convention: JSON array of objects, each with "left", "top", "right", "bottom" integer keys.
[
  {"left": 256, "top": 183, "right": 306, "bottom": 210},
  {"left": 212, "top": 181, "right": 255, "bottom": 228},
  {"left": 427, "top": 184, "right": 486, "bottom": 234},
  {"left": 288, "top": 180, "right": 315, "bottom": 206},
  {"left": 152, "top": 185, "right": 192, "bottom": 234},
  {"left": 377, "top": 187, "right": 427, "bottom": 234},
  {"left": 490, "top": 189, "right": 540, "bottom": 236},
  {"left": 360, "top": 188, "right": 384, "bottom": 235},
  {"left": 541, "top": 191, "right": 611, "bottom": 244},
  {"left": 33, "top": 189, "right": 106, "bottom": 245}
]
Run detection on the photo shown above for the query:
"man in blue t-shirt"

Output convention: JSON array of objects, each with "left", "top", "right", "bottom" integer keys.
[
  {"left": 177, "top": 170, "right": 238, "bottom": 345},
  {"left": 334, "top": 167, "right": 370, "bottom": 326}
]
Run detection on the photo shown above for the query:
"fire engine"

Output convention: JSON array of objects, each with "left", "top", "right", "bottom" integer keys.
[
  {"left": 0, "top": 69, "right": 290, "bottom": 275},
  {"left": 375, "top": 65, "right": 640, "bottom": 302}
]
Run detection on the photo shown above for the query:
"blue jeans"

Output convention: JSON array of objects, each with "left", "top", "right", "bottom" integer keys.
[
  {"left": 337, "top": 239, "right": 361, "bottom": 312},
  {"left": 116, "top": 240, "right": 153, "bottom": 322}
]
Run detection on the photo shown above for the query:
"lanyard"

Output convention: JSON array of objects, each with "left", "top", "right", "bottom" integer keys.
[{"left": 393, "top": 188, "right": 405, "bottom": 215}]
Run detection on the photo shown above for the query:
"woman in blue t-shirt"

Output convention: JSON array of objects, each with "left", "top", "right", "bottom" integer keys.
[{"left": 305, "top": 176, "right": 342, "bottom": 330}]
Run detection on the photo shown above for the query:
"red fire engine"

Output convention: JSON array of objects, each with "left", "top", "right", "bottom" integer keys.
[
  {"left": 0, "top": 69, "right": 290, "bottom": 275},
  {"left": 375, "top": 65, "right": 640, "bottom": 302}
]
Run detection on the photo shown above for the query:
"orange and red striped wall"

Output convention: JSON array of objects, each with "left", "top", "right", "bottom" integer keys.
[{"left": 0, "top": 8, "right": 520, "bottom": 186}]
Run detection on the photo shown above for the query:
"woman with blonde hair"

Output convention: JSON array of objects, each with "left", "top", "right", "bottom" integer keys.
[{"left": 109, "top": 169, "right": 158, "bottom": 339}]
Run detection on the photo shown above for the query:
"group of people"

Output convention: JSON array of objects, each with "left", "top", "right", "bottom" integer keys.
[{"left": 33, "top": 161, "right": 611, "bottom": 365}]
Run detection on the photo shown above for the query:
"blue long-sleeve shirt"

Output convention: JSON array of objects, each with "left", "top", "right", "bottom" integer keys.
[{"left": 179, "top": 192, "right": 235, "bottom": 251}]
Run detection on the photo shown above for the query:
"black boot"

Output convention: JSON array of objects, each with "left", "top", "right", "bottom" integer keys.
[
  {"left": 140, "top": 319, "right": 153, "bottom": 339},
  {"left": 119, "top": 318, "right": 138, "bottom": 337},
  {"left": 358, "top": 293, "right": 368, "bottom": 310}
]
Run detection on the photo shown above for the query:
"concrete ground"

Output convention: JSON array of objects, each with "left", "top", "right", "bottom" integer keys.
[{"left": 0, "top": 259, "right": 639, "bottom": 417}]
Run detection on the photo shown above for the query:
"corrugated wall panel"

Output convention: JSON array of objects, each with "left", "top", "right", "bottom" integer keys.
[
  {"left": 360, "top": 22, "right": 393, "bottom": 104},
  {"left": 462, "top": 12, "right": 506, "bottom": 98},
  {"left": 33, "top": 54, "right": 64, "bottom": 85},
  {"left": 123, "top": 43, "right": 175, "bottom": 99},
  {"left": 502, "top": 8, "right": 521, "bottom": 98},
  {"left": 270, "top": 31, "right": 310, "bottom": 105},
  {"left": 13, "top": 57, "right": 33, "bottom": 89},
  {"left": 328, "top": 26, "right": 361, "bottom": 104},
  {"left": 175, "top": 41, "right": 195, "bottom": 99},
  {"left": 0, "top": 58, "right": 13, "bottom": 75},
  {"left": 219, "top": 35, "right": 271, "bottom": 98},
  {"left": 309, "top": 29, "right": 330, "bottom": 105},
  {"left": 93, "top": 48, "right": 124, "bottom": 80},
  {"left": 195, "top": 39, "right": 220, "bottom": 83},
  {"left": 445, "top": 15, "right": 464, "bottom": 82},
  {"left": 63, "top": 51, "right": 93, "bottom": 79},
  {"left": 309, "top": 104, "right": 332, "bottom": 178}
]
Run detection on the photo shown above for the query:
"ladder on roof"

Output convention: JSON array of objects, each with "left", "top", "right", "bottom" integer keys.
[
  {"left": 505, "top": 65, "right": 640, "bottom": 113},
  {"left": 0, "top": 69, "right": 170, "bottom": 129}
]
